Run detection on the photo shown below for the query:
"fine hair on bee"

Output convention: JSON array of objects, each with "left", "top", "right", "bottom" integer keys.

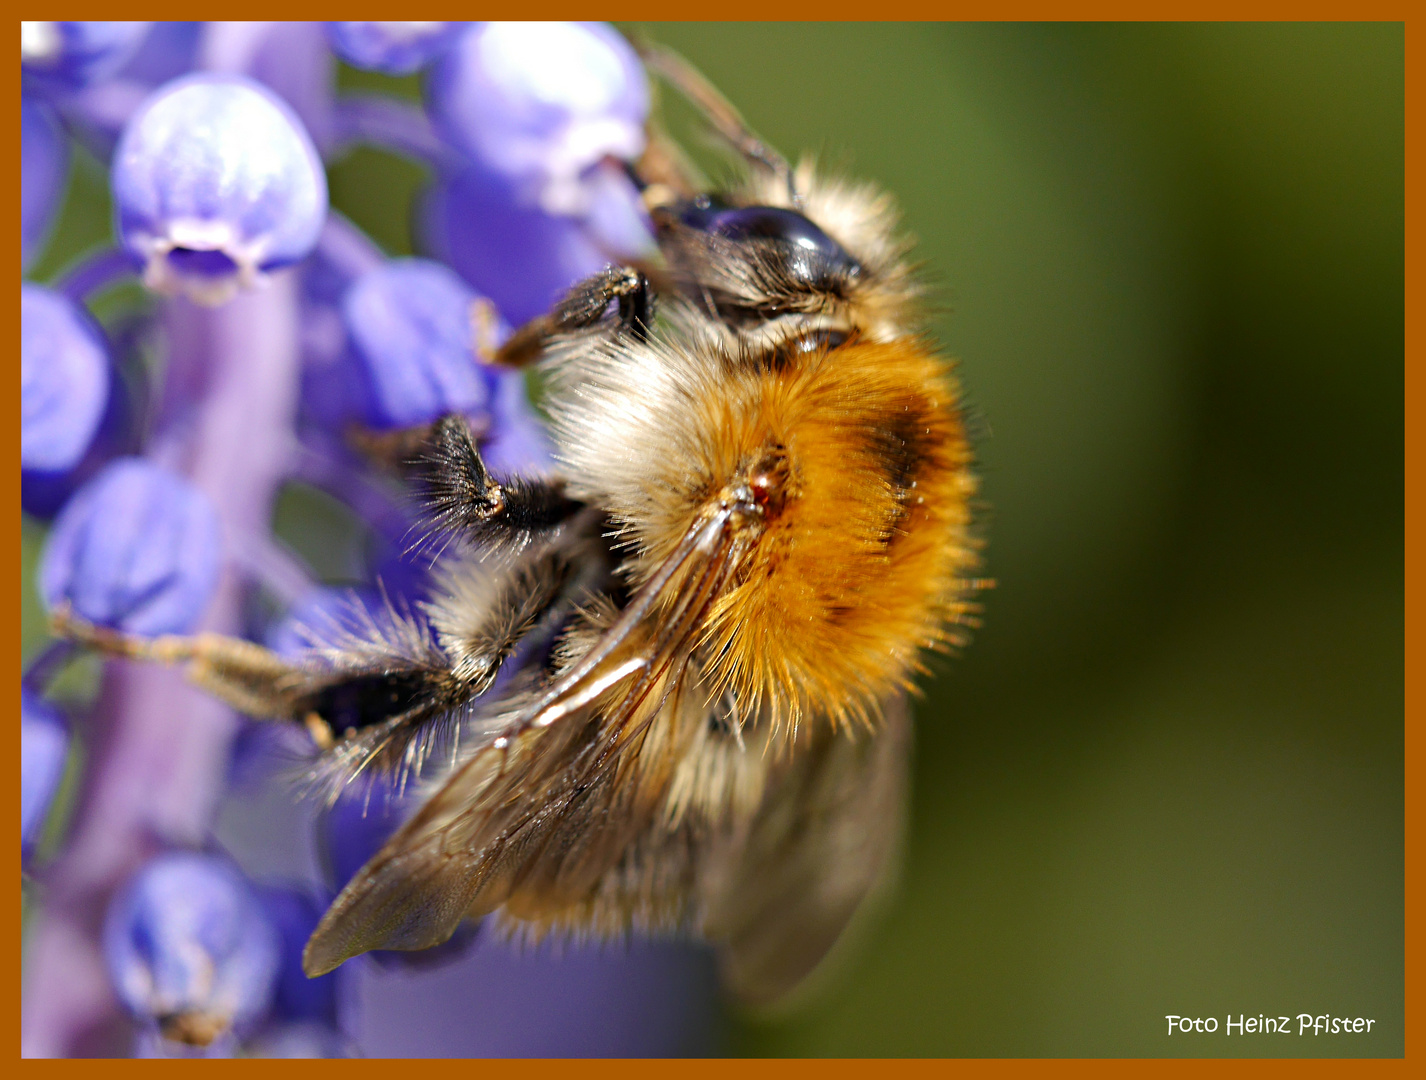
[{"left": 54, "top": 39, "right": 987, "bottom": 1010}]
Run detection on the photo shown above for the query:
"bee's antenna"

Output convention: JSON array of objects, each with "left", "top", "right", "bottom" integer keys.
[{"left": 633, "top": 38, "right": 802, "bottom": 210}]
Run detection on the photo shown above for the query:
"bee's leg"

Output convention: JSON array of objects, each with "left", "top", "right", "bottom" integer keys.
[
  {"left": 50, "top": 605, "right": 313, "bottom": 728},
  {"left": 51, "top": 605, "right": 459, "bottom": 753},
  {"left": 423, "top": 414, "right": 584, "bottom": 540},
  {"left": 635, "top": 41, "right": 799, "bottom": 207},
  {"left": 481, "top": 266, "right": 654, "bottom": 369},
  {"left": 344, "top": 415, "right": 491, "bottom": 479}
]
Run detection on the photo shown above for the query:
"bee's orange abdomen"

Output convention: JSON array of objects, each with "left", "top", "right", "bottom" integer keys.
[{"left": 691, "top": 339, "right": 979, "bottom": 733}]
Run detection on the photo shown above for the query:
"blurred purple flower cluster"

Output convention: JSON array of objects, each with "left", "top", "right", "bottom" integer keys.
[{"left": 21, "top": 21, "right": 716, "bottom": 1058}]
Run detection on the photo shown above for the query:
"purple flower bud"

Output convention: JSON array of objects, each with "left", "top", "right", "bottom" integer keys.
[
  {"left": 324, "top": 22, "right": 465, "bottom": 76},
  {"left": 112, "top": 74, "right": 328, "bottom": 306},
  {"left": 103, "top": 852, "right": 280, "bottom": 1047},
  {"left": 21, "top": 21, "right": 152, "bottom": 91},
  {"left": 21, "top": 98, "right": 68, "bottom": 270},
  {"left": 21, "top": 285, "right": 110, "bottom": 477},
  {"left": 427, "top": 22, "right": 648, "bottom": 215},
  {"left": 341, "top": 258, "right": 500, "bottom": 430},
  {"left": 21, "top": 688, "right": 70, "bottom": 868},
  {"left": 39, "top": 458, "right": 222, "bottom": 636},
  {"left": 580, "top": 159, "right": 658, "bottom": 262},
  {"left": 254, "top": 884, "right": 338, "bottom": 1026},
  {"left": 422, "top": 165, "right": 610, "bottom": 326}
]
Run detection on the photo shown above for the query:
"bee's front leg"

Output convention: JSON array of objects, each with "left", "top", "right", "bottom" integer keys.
[{"left": 479, "top": 265, "right": 654, "bottom": 369}]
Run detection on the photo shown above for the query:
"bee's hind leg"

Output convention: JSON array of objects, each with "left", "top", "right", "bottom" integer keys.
[
  {"left": 481, "top": 265, "right": 654, "bottom": 369},
  {"left": 50, "top": 604, "right": 314, "bottom": 727}
]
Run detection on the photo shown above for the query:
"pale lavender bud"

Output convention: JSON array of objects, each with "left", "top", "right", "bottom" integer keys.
[
  {"left": 426, "top": 22, "right": 647, "bottom": 215},
  {"left": 103, "top": 852, "right": 280, "bottom": 1047},
  {"left": 22, "top": 22, "right": 152, "bottom": 91},
  {"left": 39, "top": 458, "right": 222, "bottom": 636},
  {"left": 111, "top": 74, "right": 327, "bottom": 305},
  {"left": 22, "top": 688, "right": 70, "bottom": 868},
  {"left": 324, "top": 22, "right": 465, "bottom": 75},
  {"left": 421, "top": 164, "right": 610, "bottom": 326},
  {"left": 341, "top": 257, "right": 500, "bottom": 429},
  {"left": 21, "top": 284, "right": 110, "bottom": 479},
  {"left": 21, "top": 97, "right": 68, "bottom": 269}
]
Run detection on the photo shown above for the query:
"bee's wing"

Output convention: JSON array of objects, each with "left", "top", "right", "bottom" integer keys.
[
  {"left": 700, "top": 693, "right": 913, "bottom": 1008},
  {"left": 302, "top": 508, "right": 742, "bottom": 977}
]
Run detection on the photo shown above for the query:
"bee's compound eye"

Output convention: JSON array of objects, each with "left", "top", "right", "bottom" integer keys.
[{"left": 685, "top": 204, "right": 861, "bottom": 284}]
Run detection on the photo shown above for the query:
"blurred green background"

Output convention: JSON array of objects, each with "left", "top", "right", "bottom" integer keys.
[{"left": 23, "top": 23, "right": 1403, "bottom": 1058}]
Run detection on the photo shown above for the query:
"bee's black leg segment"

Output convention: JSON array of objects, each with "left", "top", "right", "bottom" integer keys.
[
  {"left": 489, "top": 266, "right": 654, "bottom": 366},
  {"left": 551, "top": 266, "right": 650, "bottom": 334},
  {"left": 614, "top": 272, "right": 653, "bottom": 344},
  {"left": 424, "top": 415, "right": 583, "bottom": 539}
]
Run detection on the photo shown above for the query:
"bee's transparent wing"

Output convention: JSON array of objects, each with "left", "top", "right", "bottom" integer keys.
[
  {"left": 303, "top": 508, "right": 741, "bottom": 976},
  {"left": 700, "top": 693, "right": 912, "bottom": 1008}
]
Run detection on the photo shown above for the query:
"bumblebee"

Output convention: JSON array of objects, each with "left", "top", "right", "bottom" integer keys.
[{"left": 57, "top": 45, "right": 983, "bottom": 1007}]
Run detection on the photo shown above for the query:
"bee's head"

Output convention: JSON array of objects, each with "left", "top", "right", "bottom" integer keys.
[
  {"left": 653, "top": 196, "right": 864, "bottom": 329},
  {"left": 675, "top": 196, "right": 862, "bottom": 289}
]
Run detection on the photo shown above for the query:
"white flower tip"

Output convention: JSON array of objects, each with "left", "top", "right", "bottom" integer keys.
[
  {"left": 21, "top": 21, "right": 60, "bottom": 64},
  {"left": 138, "top": 226, "right": 269, "bottom": 307}
]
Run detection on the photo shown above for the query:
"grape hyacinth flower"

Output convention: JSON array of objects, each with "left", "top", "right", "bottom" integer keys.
[
  {"left": 21, "top": 98, "right": 69, "bottom": 269},
  {"left": 22, "top": 21, "right": 718, "bottom": 1059},
  {"left": 422, "top": 163, "right": 643, "bottom": 327},
  {"left": 103, "top": 852, "right": 280, "bottom": 1051},
  {"left": 21, "top": 284, "right": 111, "bottom": 516},
  {"left": 427, "top": 22, "right": 648, "bottom": 214},
  {"left": 423, "top": 22, "right": 656, "bottom": 323},
  {"left": 340, "top": 257, "right": 498, "bottom": 430},
  {"left": 19, "top": 287, "right": 107, "bottom": 471},
  {"left": 254, "top": 884, "right": 340, "bottom": 1027},
  {"left": 39, "top": 458, "right": 222, "bottom": 636},
  {"left": 21, "top": 21, "right": 153, "bottom": 91},
  {"left": 22, "top": 690, "right": 70, "bottom": 869},
  {"left": 324, "top": 22, "right": 465, "bottom": 76},
  {"left": 112, "top": 74, "right": 327, "bottom": 305}
]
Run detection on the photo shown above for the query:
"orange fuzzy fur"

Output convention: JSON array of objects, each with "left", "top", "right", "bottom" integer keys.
[{"left": 647, "top": 339, "right": 977, "bottom": 740}]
